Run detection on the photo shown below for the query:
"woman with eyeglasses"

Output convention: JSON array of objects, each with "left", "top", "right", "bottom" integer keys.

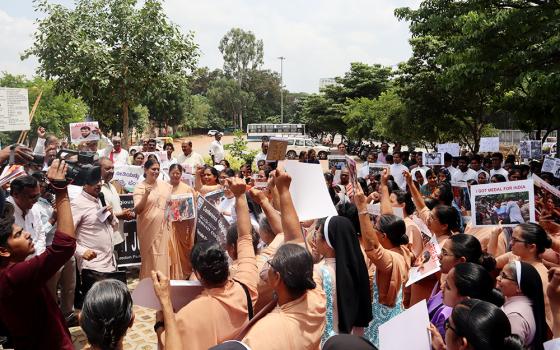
[
  {"left": 496, "top": 261, "right": 546, "bottom": 350},
  {"left": 167, "top": 164, "right": 197, "bottom": 279},
  {"left": 312, "top": 215, "right": 372, "bottom": 345},
  {"left": 491, "top": 222, "right": 553, "bottom": 330},
  {"left": 430, "top": 299, "right": 524, "bottom": 350},
  {"left": 428, "top": 235, "right": 496, "bottom": 339},
  {"left": 353, "top": 183, "right": 413, "bottom": 347}
]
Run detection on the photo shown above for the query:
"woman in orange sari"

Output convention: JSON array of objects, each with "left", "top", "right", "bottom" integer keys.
[
  {"left": 133, "top": 158, "right": 173, "bottom": 279},
  {"left": 168, "top": 164, "right": 197, "bottom": 279}
]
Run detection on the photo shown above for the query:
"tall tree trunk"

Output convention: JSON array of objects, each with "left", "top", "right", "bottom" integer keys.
[
  {"left": 122, "top": 100, "right": 129, "bottom": 149},
  {"left": 239, "top": 110, "right": 243, "bottom": 132}
]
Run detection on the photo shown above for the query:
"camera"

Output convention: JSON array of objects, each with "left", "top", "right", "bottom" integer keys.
[{"left": 56, "top": 149, "right": 101, "bottom": 186}]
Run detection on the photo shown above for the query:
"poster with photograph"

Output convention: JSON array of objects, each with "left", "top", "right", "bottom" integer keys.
[
  {"left": 520, "top": 140, "right": 542, "bottom": 160},
  {"left": 181, "top": 172, "right": 194, "bottom": 187},
  {"left": 195, "top": 196, "right": 230, "bottom": 247},
  {"left": 533, "top": 175, "right": 560, "bottom": 228},
  {"left": 479, "top": 137, "right": 500, "bottom": 152},
  {"left": 470, "top": 180, "right": 535, "bottom": 227},
  {"left": 165, "top": 194, "right": 195, "bottom": 222},
  {"left": 368, "top": 164, "right": 389, "bottom": 177},
  {"left": 113, "top": 165, "right": 144, "bottom": 193},
  {"left": 542, "top": 157, "right": 556, "bottom": 174},
  {"left": 553, "top": 159, "right": 560, "bottom": 179},
  {"left": 328, "top": 155, "right": 347, "bottom": 170},
  {"left": 204, "top": 189, "right": 226, "bottom": 209},
  {"left": 346, "top": 155, "right": 357, "bottom": 184},
  {"left": 422, "top": 152, "right": 444, "bottom": 166},
  {"left": 0, "top": 87, "right": 30, "bottom": 132},
  {"left": 406, "top": 234, "right": 441, "bottom": 287},
  {"left": 69, "top": 121, "right": 100, "bottom": 144},
  {"left": 451, "top": 182, "right": 471, "bottom": 211},
  {"left": 437, "top": 143, "right": 460, "bottom": 157},
  {"left": 114, "top": 195, "right": 141, "bottom": 267},
  {"left": 266, "top": 137, "right": 288, "bottom": 161},
  {"left": 0, "top": 165, "right": 25, "bottom": 187}
]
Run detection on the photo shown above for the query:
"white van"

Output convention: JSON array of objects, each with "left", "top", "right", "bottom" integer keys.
[{"left": 284, "top": 137, "right": 331, "bottom": 159}]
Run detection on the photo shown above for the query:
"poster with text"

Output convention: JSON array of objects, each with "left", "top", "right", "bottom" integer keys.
[
  {"left": 114, "top": 195, "right": 141, "bottom": 266},
  {"left": 204, "top": 188, "right": 226, "bottom": 209},
  {"left": 195, "top": 196, "right": 230, "bottom": 247},
  {"left": 479, "top": 137, "right": 500, "bottom": 152},
  {"left": 113, "top": 165, "right": 144, "bottom": 193},
  {"left": 0, "top": 87, "right": 29, "bottom": 131},
  {"left": 470, "top": 180, "right": 535, "bottom": 227},
  {"left": 266, "top": 138, "right": 288, "bottom": 161},
  {"left": 69, "top": 121, "right": 100, "bottom": 144},
  {"left": 165, "top": 194, "right": 195, "bottom": 221},
  {"left": 437, "top": 143, "right": 460, "bottom": 157}
]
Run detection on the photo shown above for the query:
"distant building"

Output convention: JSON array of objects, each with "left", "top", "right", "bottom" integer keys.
[{"left": 319, "top": 78, "right": 336, "bottom": 91}]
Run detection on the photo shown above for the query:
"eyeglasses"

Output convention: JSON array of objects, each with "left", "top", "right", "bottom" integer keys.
[
  {"left": 511, "top": 237, "right": 527, "bottom": 244},
  {"left": 444, "top": 319, "right": 457, "bottom": 334},
  {"left": 440, "top": 249, "right": 455, "bottom": 258},
  {"left": 498, "top": 271, "right": 516, "bottom": 282}
]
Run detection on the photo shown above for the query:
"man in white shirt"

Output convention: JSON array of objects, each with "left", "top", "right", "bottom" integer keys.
[
  {"left": 98, "top": 136, "right": 129, "bottom": 166},
  {"left": 253, "top": 141, "right": 269, "bottom": 166},
  {"left": 507, "top": 199, "right": 525, "bottom": 224},
  {"left": 358, "top": 152, "right": 379, "bottom": 179},
  {"left": 6, "top": 175, "right": 46, "bottom": 256},
  {"left": 177, "top": 140, "right": 205, "bottom": 171},
  {"left": 469, "top": 154, "right": 486, "bottom": 174},
  {"left": 390, "top": 151, "right": 409, "bottom": 190},
  {"left": 377, "top": 143, "right": 390, "bottom": 164},
  {"left": 209, "top": 133, "right": 225, "bottom": 165},
  {"left": 452, "top": 156, "right": 478, "bottom": 183},
  {"left": 444, "top": 152, "right": 457, "bottom": 177},
  {"left": 490, "top": 152, "right": 509, "bottom": 180}
]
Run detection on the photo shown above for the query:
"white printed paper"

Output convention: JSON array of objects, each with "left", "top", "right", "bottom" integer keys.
[
  {"left": 379, "top": 299, "right": 431, "bottom": 350},
  {"left": 437, "top": 143, "right": 460, "bottom": 157},
  {"left": 479, "top": 137, "right": 500, "bottom": 152},
  {"left": 284, "top": 162, "right": 338, "bottom": 221},
  {"left": 0, "top": 87, "right": 30, "bottom": 131},
  {"left": 131, "top": 278, "right": 203, "bottom": 311},
  {"left": 113, "top": 165, "right": 144, "bottom": 192}
]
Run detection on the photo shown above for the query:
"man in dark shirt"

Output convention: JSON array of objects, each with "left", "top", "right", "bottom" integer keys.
[{"left": 0, "top": 159, "right": 76, "bottom": 350}]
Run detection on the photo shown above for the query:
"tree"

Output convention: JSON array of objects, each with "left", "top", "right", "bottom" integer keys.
[
  {"left": 24, "top": 0, "right": 198, "bottom": 147},
  {"left": 207, "top": 78, "right": 254, "bottom": 130},
  {"left": 322, "top": 62, "right": 392, "bottom": 103},
  {"left": 0, "top": 73, "right": 88, "bottom": 144},
  {"left": 244, "top": 69, "right": 282, "bottom": 124},
  {"left": 144, "top": 76, "right": 191, "bottom": 135},
  {"left": 218, "top": 28, "right": 264, "bottom": 129}
]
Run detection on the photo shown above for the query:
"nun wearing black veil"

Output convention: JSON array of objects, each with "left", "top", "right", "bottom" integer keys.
[{"left": 313, "top": 215, "right": 372, "bottom": 346}]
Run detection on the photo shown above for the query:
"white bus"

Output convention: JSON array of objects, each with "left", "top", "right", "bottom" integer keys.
[{"left": 246, "top": 123, "right": 306, "bottom": 141}]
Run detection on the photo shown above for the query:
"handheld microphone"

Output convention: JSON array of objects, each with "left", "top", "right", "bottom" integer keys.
[{"left": 98, "top": 192, "right": 107, "bottom": 207}]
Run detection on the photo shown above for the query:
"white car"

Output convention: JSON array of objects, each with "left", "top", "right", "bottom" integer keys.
[
  {"left": 208, "top": 130, "right": 220, "bottom": 136},
  {"left": 284, "top": 137, "right": 331, "bottom": 160}
]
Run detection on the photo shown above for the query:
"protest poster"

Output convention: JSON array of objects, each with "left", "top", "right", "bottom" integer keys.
[
  {"left": 204, "top": 188, "right": 226, "bottom": 209},
  {"left": 553, "top": 159, "right": 560, "bottom": 179},
  {"left": 379, "top": 300, "right": 431, "bottom": 350},
  {"left": 165, "top": 194, "right": 195, "bottom": 221},
  {"left": 451, "top": 181, "right": 470, "bottom": 211},
  {"left": 422, "top": 152, "right": 443, "bottom": 166},
  {"left": 181, "top": 172, "right": 194, "bottom": 187},
  {"left": 132, "top": 278, "right": 203, "bottom": 311},
  {"left": 520, "top": 140, "right": 542, "bottom": 160},
  {"left": 406, "top": 234, "right": 441, "bottom": 287},
  {"left": 470, "top": 180, "right": 535, "bottom": 227},
  {"left": 327, "top": 155, "right": 347, "bottom": 170},
  {"left": 69, "top": 121, "right": 100, "bottom": 144},
  {"left": 368, "top": 164, "right": 389, "bottom": 177},
  {"left": 437, "top": 143, "right": 460, "bottom": 157},
  {"left": 0, "top": 87, "right": 30, "bottom": 131},
  {"left": 142, "top": 151, "right": 166, "bottom": 164},
  {"left": 533, "top": 175, "right": 560, "bottom": 228},
  {"left": 479, "top": 137, "right": 500, "bottom": 152},
  {"left": 195, "top": 196, "right": 230, "bottom": 247},
  {"left": 285, "top": 161, "right": 338, "bottom": 221},
  {"left": 266, "top": 137, "right": 288, "bottom": 161},
  {"left": 345, "top": 155, "right": 357, "bottom": 184},
  {"left": 113, "top": 165, "right": 144, "bottom": 192},
  {"left": 114, "top": 194, "right": 141, "bottom": 267},
  {"left": 542, "top": 157, "right": 556, "bottom": 174}
]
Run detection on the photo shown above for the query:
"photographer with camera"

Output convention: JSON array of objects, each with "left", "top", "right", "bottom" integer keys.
[{"left": 0, "top": 159, "right": 76, "bottom": 350}]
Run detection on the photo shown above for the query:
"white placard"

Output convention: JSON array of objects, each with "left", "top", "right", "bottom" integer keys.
[
  {"left": 379, "top": 299, "right": 431, "bottom": 350},
  {"left": 479, "top": 137, "right": 500, "bottom": 152},
  {"left": 437, "top": 143, "right": 460, "bottom": 157},
  {"left": 284, "top": 162, "right": 338, "bottom": 221},
  {"left": 553, "top": 158, "right": 560, "bottom": 179},
  {"left": 131, "top": 278, "right": 203, "bottom": 311},
  {"left": 542, "top": 157, "right": 556, "bottom": 174},
  {"left": 470, "top": 179, "right": 535, "bottom": 227},
  {"left": 0, "top": 87, "right": 30, "bottom": 131},
  {"left": 113, "top": 165, "right": 144, "bottom": 192}
]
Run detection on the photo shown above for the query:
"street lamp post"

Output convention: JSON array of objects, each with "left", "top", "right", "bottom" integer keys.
[{"left": 278, "top": 56, "right": 285, "bottom": 123}]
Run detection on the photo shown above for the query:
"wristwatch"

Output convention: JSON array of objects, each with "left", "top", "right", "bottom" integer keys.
[{"left": 153, "top": 320, "right": 165, "bottom": 332}]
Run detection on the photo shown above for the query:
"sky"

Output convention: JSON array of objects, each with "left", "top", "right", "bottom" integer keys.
[{"left": 0, "top": 0, "right": 421, "bottom": 93}]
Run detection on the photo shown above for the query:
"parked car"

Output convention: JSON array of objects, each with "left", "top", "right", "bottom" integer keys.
[
  {"left": 284, "top": 137, "right": 331, "bottom": 160},
  {"left": 208, "top": 129, "right": 220, "bottom": 136}
]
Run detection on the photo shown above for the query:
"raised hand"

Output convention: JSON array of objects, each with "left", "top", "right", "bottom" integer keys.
[{"left": 226, "top": 177, "right": 247, "bottom": 197}]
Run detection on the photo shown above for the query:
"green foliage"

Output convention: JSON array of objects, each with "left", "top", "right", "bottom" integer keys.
[
  {"left": 24, "top": 0, "right": 199, "bottom": 147},
  {"left": 223, "top": 130, "right": 258, "bottom": 165},
  {"left": 219, "top": 28, "right": 264, "bottom": 85},
  {"left": 0, "top": 73, "right": 88, "bottom": 144}
]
